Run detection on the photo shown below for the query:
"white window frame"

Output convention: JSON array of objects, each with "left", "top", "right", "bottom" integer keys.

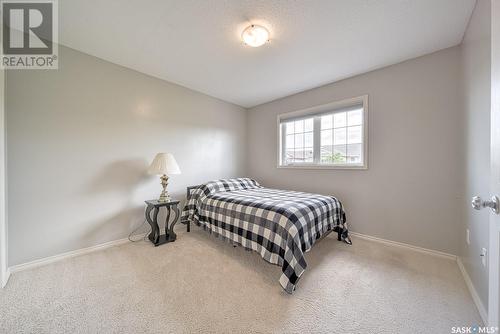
[{"left": 277, "top": 95, "right": 368, "bottom": 170}]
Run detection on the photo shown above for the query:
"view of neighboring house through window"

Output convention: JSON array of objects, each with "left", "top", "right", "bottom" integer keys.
[
  {"left": 285, "top": 117, "right": 314, "bottom": 163},
  {"left": 278, "top": 95, "right": 368, "bottom": 169}
]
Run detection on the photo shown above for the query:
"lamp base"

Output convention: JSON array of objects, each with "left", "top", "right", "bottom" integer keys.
[
  {"left": 158, "top": 193, "right": 171, "bottom": 203},
  {"left": 158, "top": 174, "right": 171, "bottom": 202}
]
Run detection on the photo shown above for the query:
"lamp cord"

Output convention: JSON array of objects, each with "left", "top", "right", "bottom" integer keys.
[{"left": 128, "top": 220, "right": 149, "bottom": 242}]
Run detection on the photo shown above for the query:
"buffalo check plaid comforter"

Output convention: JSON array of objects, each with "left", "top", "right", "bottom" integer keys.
[{"left": 180, "top": 178, "right": 351, "bottom": 293}]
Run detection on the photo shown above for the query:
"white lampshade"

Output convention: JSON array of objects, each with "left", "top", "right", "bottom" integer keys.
[{"left": 148, "top": 153, "right": 181, "bottom": 175}]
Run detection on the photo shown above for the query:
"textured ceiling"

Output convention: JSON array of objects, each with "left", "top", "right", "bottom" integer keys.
[{"left": 59, "top": 0, "right": 476, "bottom": 108}]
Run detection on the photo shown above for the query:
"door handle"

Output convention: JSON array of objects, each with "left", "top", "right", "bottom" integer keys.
[{"left": 472, "top": 195, "right": 500, "bottom": 214}]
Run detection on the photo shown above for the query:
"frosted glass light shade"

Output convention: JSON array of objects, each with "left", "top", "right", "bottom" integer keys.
[
  {"left": 148, "top": 153, "right": 181, "bottom": 175},
  {"left": 242, "top": 24, "right": 269, "bottom": 47}
]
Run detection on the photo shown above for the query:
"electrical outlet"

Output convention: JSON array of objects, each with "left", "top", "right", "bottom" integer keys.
[
  {"left": 481, "top": 248, "right": 487, "bottom": 267},
  {"left": 466, "top": 229, "right": 470, "bottom": 245}
]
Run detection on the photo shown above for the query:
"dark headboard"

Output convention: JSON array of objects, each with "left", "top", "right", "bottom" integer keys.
[{"left": 186, "top": 185, "right": 202, "bottom": 199}]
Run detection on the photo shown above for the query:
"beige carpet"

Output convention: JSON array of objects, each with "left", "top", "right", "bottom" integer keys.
[{"left": 0, "top": 228, "right": 482, "bottom": 333}]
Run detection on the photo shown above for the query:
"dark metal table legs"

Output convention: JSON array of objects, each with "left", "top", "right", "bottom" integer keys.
[
  {"left": 145, "top": 204, "right": 180, "bottom": 247},
  {"left": 167, "top": 206, "right": 179, "bottom": 241},
  {"left": 145, "top": 204, "right": 160, "bottom": 244}
]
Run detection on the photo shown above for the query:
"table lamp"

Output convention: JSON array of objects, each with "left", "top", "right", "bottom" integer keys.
[{"left": 148, "top": 153, "right": 181, "bottom": 202}]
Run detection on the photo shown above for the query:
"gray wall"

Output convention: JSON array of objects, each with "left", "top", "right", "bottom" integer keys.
[
  {"left": 460, "top": 0, "right": 491, "bottom": 314},
  {"left": 5, "top": 46, "right": 247, "bottom": 266},
  {"left": 247, "top": 46, "right": 463, "bottom": 255}
]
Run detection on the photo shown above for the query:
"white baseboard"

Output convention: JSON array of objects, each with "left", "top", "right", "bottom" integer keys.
[
  {"left": 349, "top": 232, "right": 457, "bottom": 261},
  {"left": 349, "top": 231, "right": 487, "bottom": 324},
  {"left": 457, "top": 257, "right": 488, "bottom": 325},
  {"left": 9, "top": 234, "right": 146, "bottom": 274},
  {"left": 1, "top": 267, "right": 10, "bottom": 288}
]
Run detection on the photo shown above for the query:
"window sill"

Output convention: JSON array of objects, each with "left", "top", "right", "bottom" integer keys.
[{"left": 277, "top": 164, "right": 368, "bottom": 170}]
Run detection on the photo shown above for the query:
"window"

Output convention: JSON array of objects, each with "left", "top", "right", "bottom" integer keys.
[{"left": 278, "top": 95, "right": 368, "bottom": 169}]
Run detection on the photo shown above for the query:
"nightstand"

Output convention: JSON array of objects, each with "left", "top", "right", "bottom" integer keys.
[{"left": 145, "top": 199, "right": 180, "bottom": 246}]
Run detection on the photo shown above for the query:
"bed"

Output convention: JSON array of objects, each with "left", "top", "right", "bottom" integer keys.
[{"left": 180, "top": 178, "right": 351, "bottom": 293}]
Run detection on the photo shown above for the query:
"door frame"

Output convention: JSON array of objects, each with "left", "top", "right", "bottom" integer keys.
[
  {"left": 489, "top": 0, "right": 500, "bottom": 326},
  {"left": 0, "top": 68, "right": 6, "bottom": 288}
]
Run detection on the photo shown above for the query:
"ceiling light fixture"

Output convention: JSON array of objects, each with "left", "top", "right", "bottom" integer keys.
[{"left": 241, "top": 24, "right": 270, "bottom": 47}]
